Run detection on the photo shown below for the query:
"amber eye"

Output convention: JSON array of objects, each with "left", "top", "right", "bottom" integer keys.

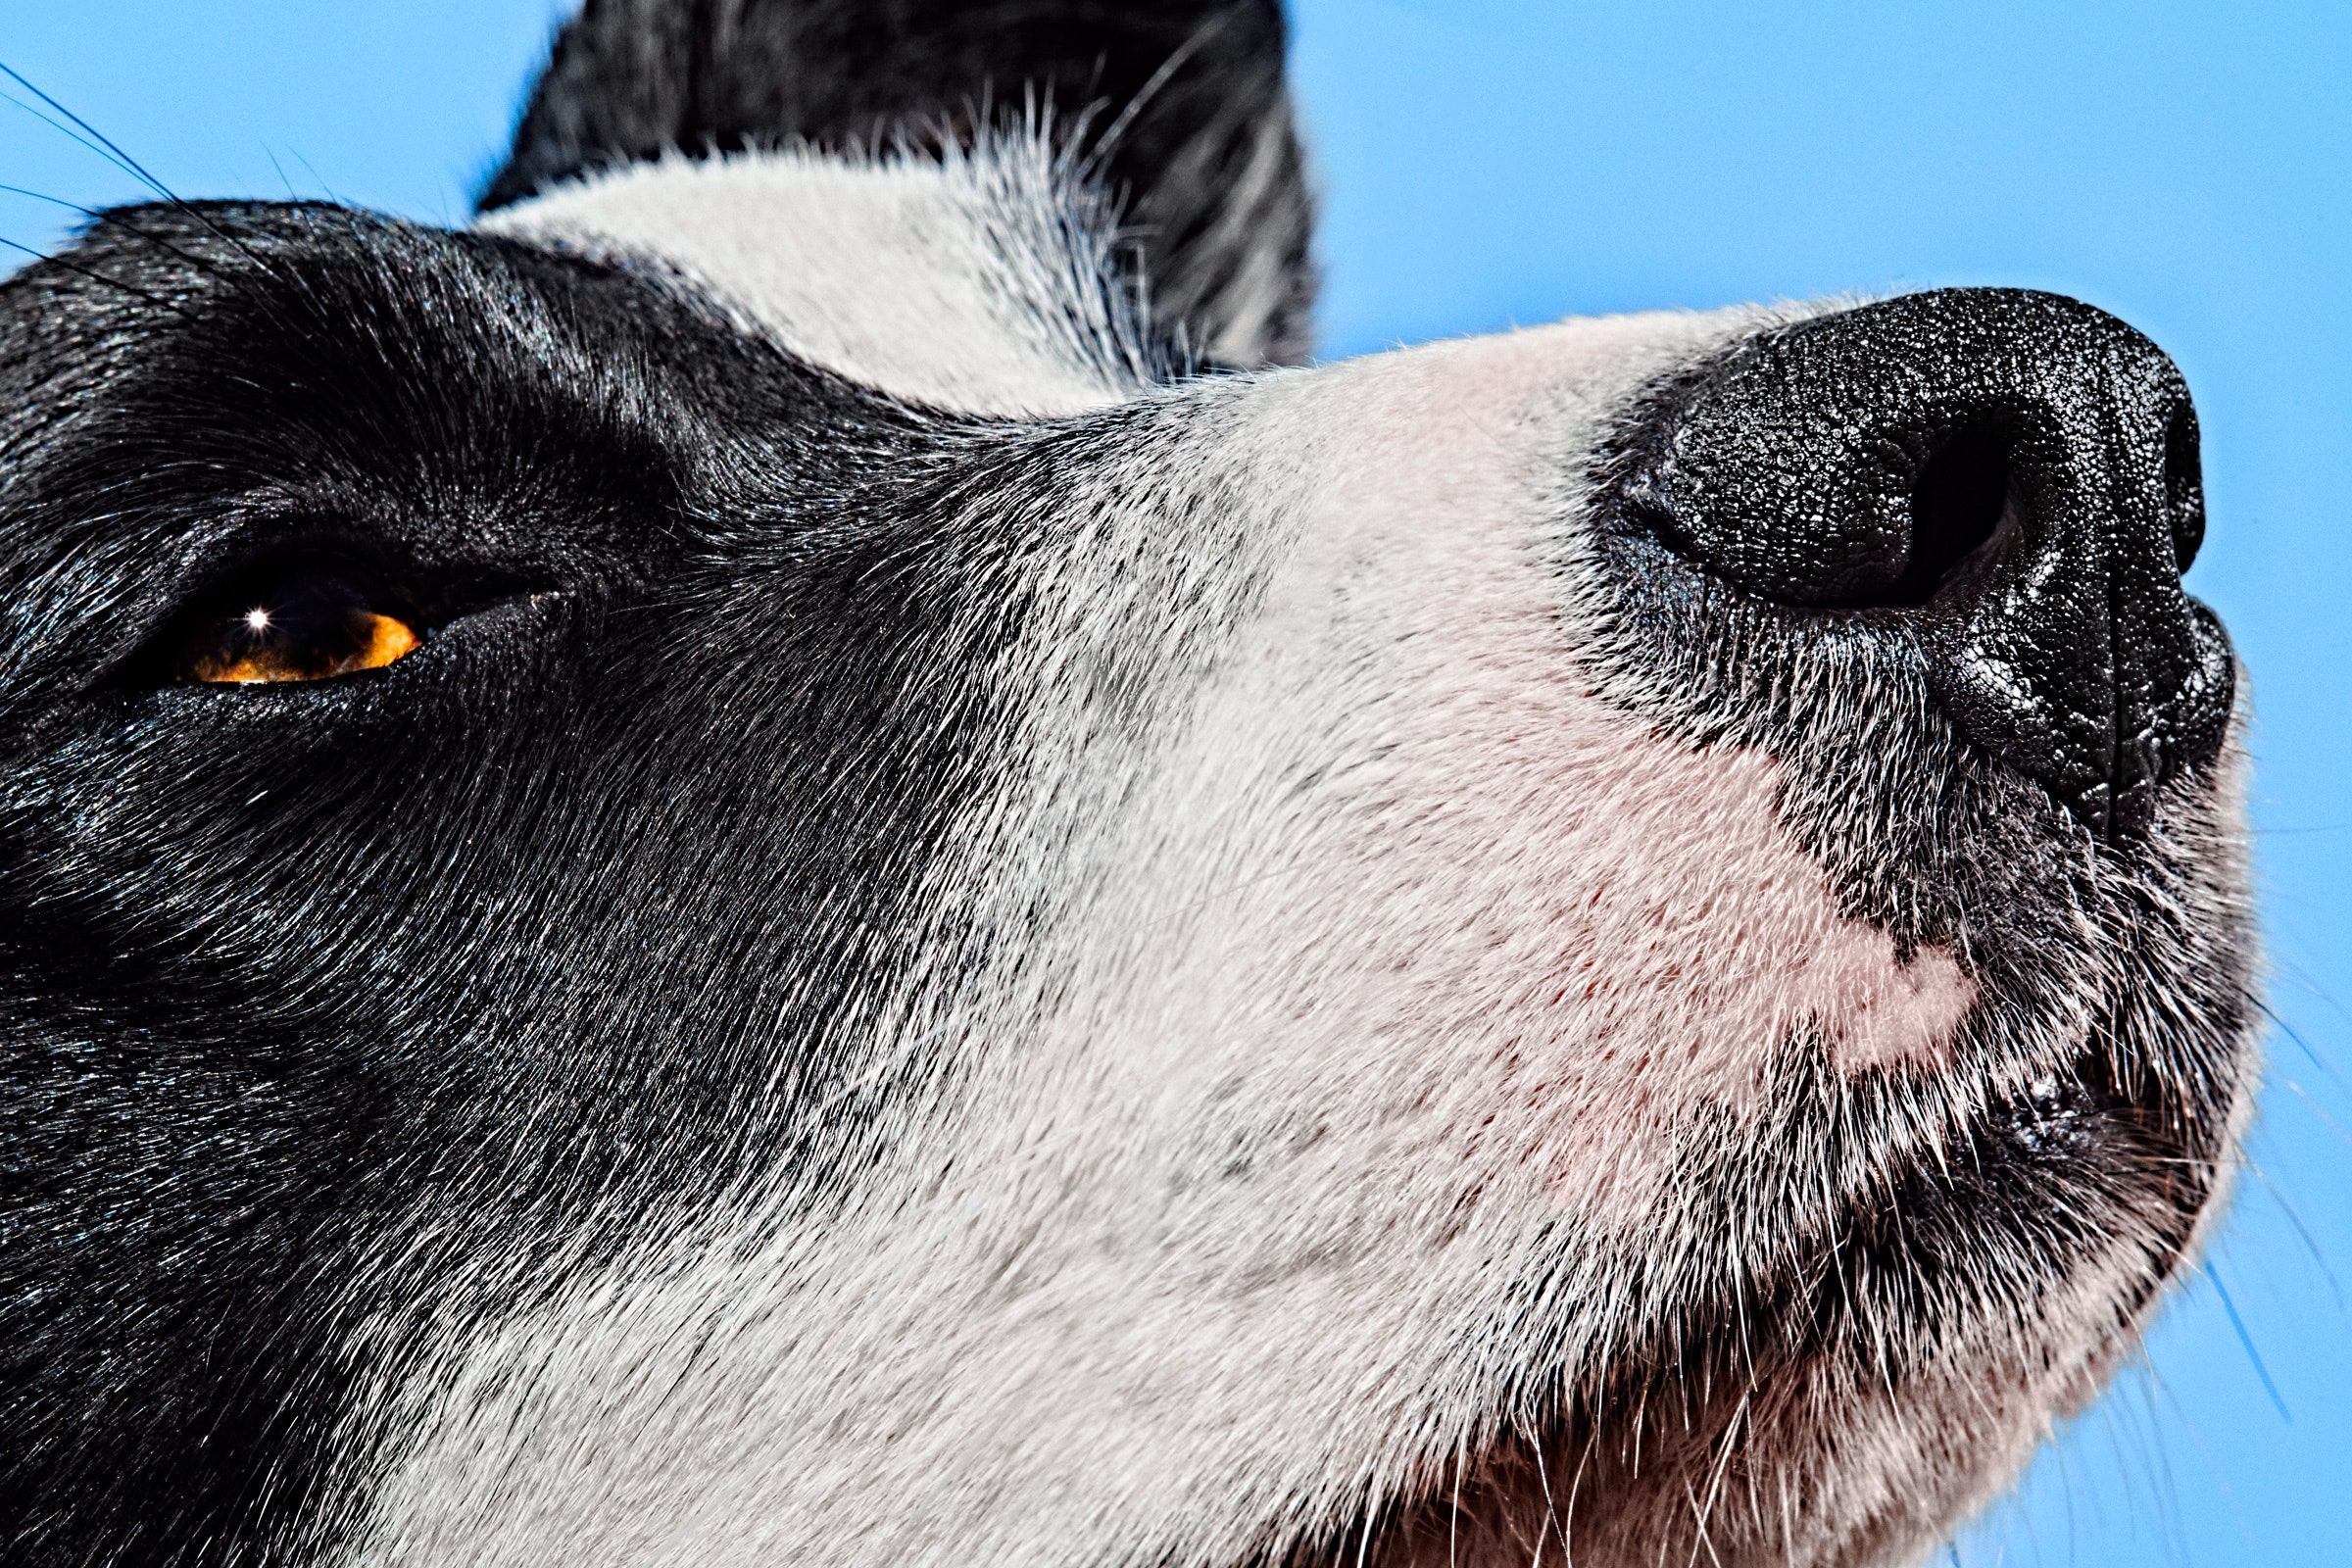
[{"left": 172, "top": 565, "right": 422, "bottom": 685}]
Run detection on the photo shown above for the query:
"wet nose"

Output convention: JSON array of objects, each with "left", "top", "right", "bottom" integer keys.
[{"left": 1623, "top": 287, "right": 2235, "bottom": 837}]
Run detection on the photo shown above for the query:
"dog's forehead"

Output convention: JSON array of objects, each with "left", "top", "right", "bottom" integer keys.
[
  {"left": 0, "top": 203, "right": 872, "bottom": 701},
  {"left": 478, "top": 145, "right": 1156, "bottom": 417}
]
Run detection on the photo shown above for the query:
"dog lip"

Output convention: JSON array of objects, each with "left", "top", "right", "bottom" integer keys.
[{"left": 1296, "top": 1027, "right": 2203, "bottom": 1568}]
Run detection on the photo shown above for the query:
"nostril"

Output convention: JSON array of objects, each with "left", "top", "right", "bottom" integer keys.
[
  {"left": 2164, "top": 402, "right": 2205, "bottom": 573},
  {"left": 1609, "top": 288, "right": 2235, "bottom": 838},
  {"left": 1881, "top": 420, "right": 2016, "bottom": 609}
]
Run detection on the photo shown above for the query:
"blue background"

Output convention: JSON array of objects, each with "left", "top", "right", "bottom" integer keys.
[{"left": 3, "top": 3, "right": 2345, "bottom": 1561}]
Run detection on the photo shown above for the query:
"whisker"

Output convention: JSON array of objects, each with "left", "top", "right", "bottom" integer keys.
[
  {"left": 0, "top": 58, "right": 293, "bottom": 290},
  {"left": 2204, "top": 1262, "right": 2291, "bottom": 1424},
  {"left": 2238, "top": 1142, "right": 2342, "bottom": 1303},
  {"left": 1, "top": 89, "right": 142, "bottom": 192},
  {"left": 0, "top": 182, "right": 262, "bottom": 291},
  {"left": 0, "top": 62, "right": 181, "bottom": 205},
  {"left": 265, "top": 149, "right": 301, "bottom": 204},
  {"left": 284, "top": 147, "right": 349, "bottom": 208},
  {"left": 2274, "top": 1077, "right": 2352, "bottom": 1157},
  {"left": 2254, "top": 995, "right": 2347, "bottom": 1090},
  {"left": 0, "top": 231, "right": 200, "bottom": 323}
]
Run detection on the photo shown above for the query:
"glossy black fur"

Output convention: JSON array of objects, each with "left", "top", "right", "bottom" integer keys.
[
  {"left": 482, "top": 0, "right": 1315, "bottom": 367},
  {"left": 0, "top": 205, "right": 1169, "bottom": 1565},
  {"left": 0, "top": 8, "right": 2261, "bottom": 1566},
  {"left": 2, "top": 11, "right": 1312, "bottom": 1553}
]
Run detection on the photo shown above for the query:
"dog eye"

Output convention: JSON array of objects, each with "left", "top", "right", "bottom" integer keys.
[{"left": 172, "top": 564, "right": 422, "bottom": 685}]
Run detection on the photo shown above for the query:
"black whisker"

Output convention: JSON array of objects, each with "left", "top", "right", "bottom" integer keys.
[
  {"left": 0, "top": 59, "right": 292, "bottom": 291},
  {"left": 0, "top": 63, "right": 182, "bottom": 206},
  {"left": 0, "top": 232, "right": 201, "bottom": 324},
  {"left": 2254, "top": 994, "right": 2346, "bottom": 1090},
  {"left": 265, "top": 150, "right": 300, "bottom": 203},
  {"left": 283, "top": 148, "right": 350, "bottom": 209},
  {"left": 0, "top": 182, "right": 263, "bottom": 291},
  {"left": 0, "top": 89, "right": 144, "bottom": 193}
]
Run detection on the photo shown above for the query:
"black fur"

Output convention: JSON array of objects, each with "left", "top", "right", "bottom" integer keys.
[
  {"left": 0, "top": 10, "right": 2258, "bottom": 1568},
  {"left": 0, "top": 204, "right": 1174, "bottom": 1565},
  {"left": 481, "top": 0, "right": 1316, "bottom": 368}
]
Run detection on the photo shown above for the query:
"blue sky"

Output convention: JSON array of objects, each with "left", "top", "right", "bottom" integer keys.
[{"left": 4, "top": 3, "right": 2346, "bottom": 1562}]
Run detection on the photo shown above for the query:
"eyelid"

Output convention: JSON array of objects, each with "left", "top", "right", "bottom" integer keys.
[
  {"left": 119, "top": 542, "right": 540, "bottom": 693},
  {"left": 184, "top": 604, "right": 424, "bottom": 686},
  {"left": 157, "top": 558, "right": 405, "bottom": 685}
]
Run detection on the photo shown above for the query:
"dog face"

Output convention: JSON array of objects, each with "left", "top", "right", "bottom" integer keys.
[{"left": 0, "top": 5, "right": 2256, "bottom": 1567}]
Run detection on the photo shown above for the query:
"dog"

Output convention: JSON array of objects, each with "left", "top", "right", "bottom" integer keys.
[{"left": 0, "top": 3, "right": 2258, "bottom": 1565}]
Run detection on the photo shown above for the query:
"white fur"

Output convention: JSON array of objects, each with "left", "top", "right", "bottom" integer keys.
[
  {"left": 321, "top": 142, "right": 2257, "bottom": 1568},
  {"left": 477, "top": 142, "right": 1154, "bottom": 416},
  {"left": 340, "top": 270, "right": 2101, "bottom": 1565}
]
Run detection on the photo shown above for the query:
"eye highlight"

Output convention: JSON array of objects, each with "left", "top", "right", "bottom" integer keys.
[{"left": 172, "top": 565, "right": 423, "bottom": 685}]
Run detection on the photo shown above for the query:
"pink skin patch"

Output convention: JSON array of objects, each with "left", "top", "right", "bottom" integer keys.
[
  {"left": 1230, "top": 319, "right": 1984, "bottom": 1222},
  {"left": 353, "top": 311, "right": 2012, "bottom": 1568},
  {"left": 1398, "top": 690, "right": 1981, "bottom": 1221},
  {"left": 1526, "top": 733, "right": 1976, "bottom": 1101}
]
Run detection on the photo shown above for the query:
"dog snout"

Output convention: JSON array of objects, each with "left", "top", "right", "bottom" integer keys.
[{"left": 1623, "top": 286, "right": 2235, "bottom": 837}]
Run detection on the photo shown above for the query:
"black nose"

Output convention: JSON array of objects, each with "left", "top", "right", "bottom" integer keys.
[{"left": 1623, "top": 287, "right": 2235, "bottom": 838}]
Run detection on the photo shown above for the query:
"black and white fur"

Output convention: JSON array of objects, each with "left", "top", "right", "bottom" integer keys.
[{"left": 0, "top": 4, "right": 2256, "bottom": 1567}]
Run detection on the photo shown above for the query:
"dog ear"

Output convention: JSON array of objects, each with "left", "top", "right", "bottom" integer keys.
[{"left": 478, "top": 0, "right": 1315, "bottom": 368}]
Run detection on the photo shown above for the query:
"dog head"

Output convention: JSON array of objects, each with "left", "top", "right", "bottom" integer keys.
[{"left": 0, "top": 4, "right": 2256, "bottom": 1566}]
